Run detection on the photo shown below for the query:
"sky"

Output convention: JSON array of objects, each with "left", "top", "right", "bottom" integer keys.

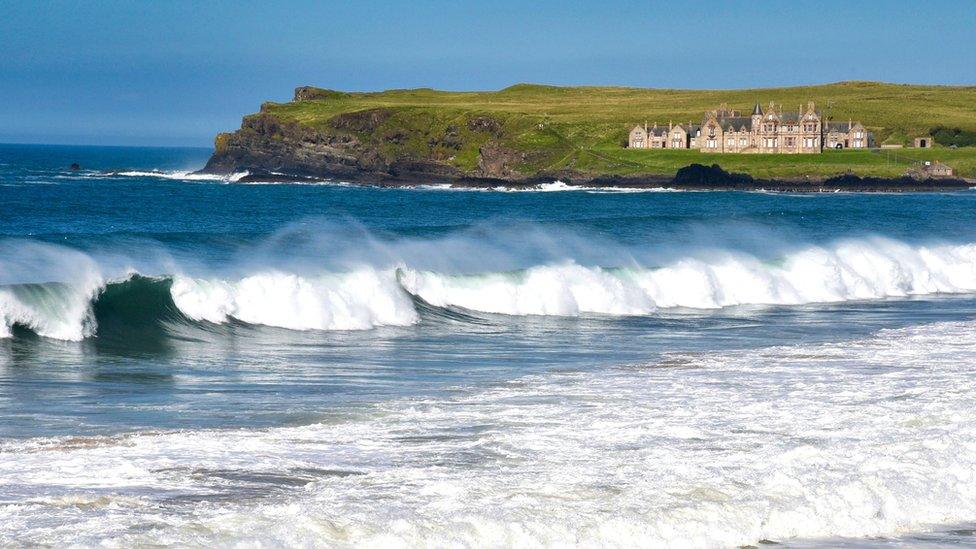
[{"left": 1, "top": 0, "right": 974, "bottom": 147}]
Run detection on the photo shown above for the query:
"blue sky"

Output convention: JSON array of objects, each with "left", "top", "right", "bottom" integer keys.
[{"left": 1, "top": 1, "right": 973, "bottom": 146}]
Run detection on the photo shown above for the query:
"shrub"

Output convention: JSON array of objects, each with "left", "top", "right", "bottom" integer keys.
[{"left": 930, "top": 126, "right": 976, "bottom": 147}]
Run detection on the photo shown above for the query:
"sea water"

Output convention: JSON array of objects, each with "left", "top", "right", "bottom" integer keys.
[{"left": 2, "top": 143, "right": 976, "bottom": 547}]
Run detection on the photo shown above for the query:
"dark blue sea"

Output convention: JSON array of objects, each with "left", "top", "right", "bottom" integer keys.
[{"left": 3, "top": 143, "right": 976, "bottom": 547}]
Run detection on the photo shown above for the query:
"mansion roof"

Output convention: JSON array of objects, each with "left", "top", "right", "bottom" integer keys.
[{"left": 826, "top": 121, "right": 859, "bottom": 133}]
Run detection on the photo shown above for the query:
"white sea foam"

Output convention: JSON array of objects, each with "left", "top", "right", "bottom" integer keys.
[
  {"left": 170, "top": 270, "right": 418, "bottom": 331},
  {"left": 398, "top": 237, "right": 976, "bottom": 315},
  {"left": 4, "top": 320, "right": 976, "bottom": 546},
  {"left": 113, "top": 170, "right": 250, "bottom": 182},
  {"left": 410, "top": 181, "right": 682, "bottom": 193}
]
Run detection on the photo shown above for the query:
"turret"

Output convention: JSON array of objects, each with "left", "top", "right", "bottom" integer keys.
[{"left": 751, "top": 101, "right": 763, "bottom": 131}]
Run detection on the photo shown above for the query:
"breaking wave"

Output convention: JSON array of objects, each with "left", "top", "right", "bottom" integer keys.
[
  {"left": 110, "top": 170, "right": 249, "bottom": 182},
  {"left": 5, "top": 232, "right": 976, "bottom": 340},
  {"left": 0, "top": 271, "right": 419, "bottom": 341},
  {"left": 397, "top": 238, "right": 976, "bottom": 315},
  {"left": 169, "top": 270, "right": 417, "bottom": 331}
]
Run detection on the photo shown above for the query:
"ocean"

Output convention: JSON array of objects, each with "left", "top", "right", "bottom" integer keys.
[{"left": 3, "top": 142, "right": 976, "bottom": 547}]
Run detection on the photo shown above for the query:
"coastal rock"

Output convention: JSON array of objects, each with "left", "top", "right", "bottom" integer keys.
[
  {"left": 203, "top": 105, "right": 522, "bottom": 183},
  {"left": 467, "top": 116, "right": 501, "bottom": 135},
  {"left": 293, "top": 86, "right": 349, "bottom": 102},
  {"left": 329, "top": 108, "right": 392, "bottom": 133},
  {"left": 477, "top": 143, "right": 525, "bottom": 178},
  {"left": 673, "top": 164, "right": 755, "bottom": 186}
]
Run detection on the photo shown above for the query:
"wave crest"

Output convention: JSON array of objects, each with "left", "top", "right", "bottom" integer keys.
[
  {"left": 5, "top": 236, "right": 976, "bottom": 340},
  {"left": 397, "top": 238, "right": 976, "bottom": 315},
  {"left": 170, "top": 270, "right": 418, "bottom": 331},
  {"left": 111, "top": 170, "right": 249, "bottom": 182}
]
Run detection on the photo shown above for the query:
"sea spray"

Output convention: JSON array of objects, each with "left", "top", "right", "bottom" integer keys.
[
  {"left": 0, "top": 240, "right": 105, "bottom": 340},
  {"left": 6, "top": 227, "right": 976, "bottom": 339}
]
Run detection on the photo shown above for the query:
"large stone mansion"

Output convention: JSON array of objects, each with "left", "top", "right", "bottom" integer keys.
[{"left": 628, "top": 102, "right": 872, "bottom": 153}]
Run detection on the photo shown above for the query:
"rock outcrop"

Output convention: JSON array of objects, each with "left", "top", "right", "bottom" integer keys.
[{"left": 203, "top": 97, "right": 526, "bottom": 183}]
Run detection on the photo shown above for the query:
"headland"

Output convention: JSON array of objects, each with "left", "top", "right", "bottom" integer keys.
[{"left": 202, "top": 81, "right": 976, "bottom": 191}]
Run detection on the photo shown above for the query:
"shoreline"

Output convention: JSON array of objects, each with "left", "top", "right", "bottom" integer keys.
[{"left": 226, "top": 163, "right": 975, "bottom": 193}]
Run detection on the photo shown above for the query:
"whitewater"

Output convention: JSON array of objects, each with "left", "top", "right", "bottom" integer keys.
[
  {"left": 5, "top": 234, "right": 976, "bottom": 340},
  {"left": 5, "top": 144, "right": 976, "bottom": 547},
  {"left": 4, "top": 319, "right": 976, "bottom": 547}
]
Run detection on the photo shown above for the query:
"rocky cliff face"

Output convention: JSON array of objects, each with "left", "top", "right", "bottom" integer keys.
[{"left": 203, "top": 87, "right": 530, "bottom": 183}]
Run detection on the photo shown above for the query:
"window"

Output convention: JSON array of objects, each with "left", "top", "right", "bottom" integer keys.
[
  {"left": 726, "top": 139, "right": 734, "bottom": 148},
  {"left": 707, "top": 139, "right": 717, "bottom": 149},
  {"left": 786, "top": 137, "right": 795, "bottom": 146},
  {"left": 804, "top": 123, "right": 816, "bottom": 132},
  {"left": 740, "top": 138, "right": 748, "bottom": 146}
]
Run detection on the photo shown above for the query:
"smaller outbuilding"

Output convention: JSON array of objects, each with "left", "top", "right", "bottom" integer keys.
[
  {"left": 913, "top": 137, "right": 933, "bottom": 148},
  {"left": 908, "top": 160, "right": 954, "bottom": 178}
]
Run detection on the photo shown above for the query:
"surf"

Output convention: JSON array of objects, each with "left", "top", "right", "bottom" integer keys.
[
  {"left": 395, "top": 237, "right": 976, "bottom": 316},
  {"left": 5, "top": 231, "right": 976, "bottom": 341}
]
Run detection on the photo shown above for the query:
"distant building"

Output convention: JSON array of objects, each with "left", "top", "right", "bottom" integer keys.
[
  {"left": 629, "top": 122, "right": 699, "bottom": 150},
  {"left": 913, "top": 137, "right": 933, "bottom": 148},
  {"left": 824, "top": 120, "right": 871, "bottom": 150},
  {"left": 915, "top": 160, "right": 954, "bottom": 178},
  {"left": 628, "top": 101, "right": 873, "bottom": 153}
]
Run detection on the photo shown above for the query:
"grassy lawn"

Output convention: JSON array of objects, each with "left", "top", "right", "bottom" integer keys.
[
  {"left": 587, "top": 147, "right": 976, "bottom": 179},
  {"left": 254, "top": 81, "right": 976, "bottom": 178}
]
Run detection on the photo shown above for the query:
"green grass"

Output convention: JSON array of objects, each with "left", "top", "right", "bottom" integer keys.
[
  {"left": 255, "top": 81, "right": 976, "bottom": 178},
  {"left": 586, "top": 147, "right": 976, "bottom": 179}
]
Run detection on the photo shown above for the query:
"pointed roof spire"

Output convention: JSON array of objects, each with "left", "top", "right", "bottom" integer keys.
[{"left": 752, "top": 102, "right": 763, "bottom": 116}]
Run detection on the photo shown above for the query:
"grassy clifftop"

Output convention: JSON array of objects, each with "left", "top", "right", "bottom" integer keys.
[{"left": 236, "top": 81, "right": 976, "bottom": 179}]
